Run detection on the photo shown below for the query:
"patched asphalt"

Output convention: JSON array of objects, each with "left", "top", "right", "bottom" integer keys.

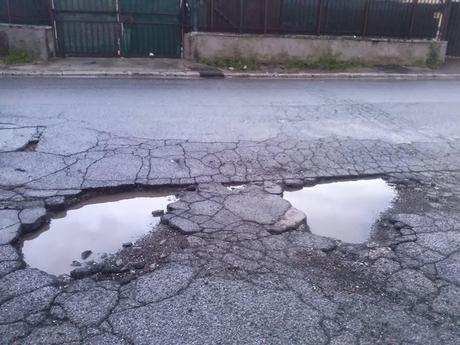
[{"left": 0, "top": 79, "right": 460, "bottom": 344}]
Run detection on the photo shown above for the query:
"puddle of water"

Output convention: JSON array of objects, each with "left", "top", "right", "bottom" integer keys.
[
  {"left": 284, "top": 179, "right": 396, "bottom": 243},
  {"left": 21, "top": 192, "right": 177, "bottom": 275}
]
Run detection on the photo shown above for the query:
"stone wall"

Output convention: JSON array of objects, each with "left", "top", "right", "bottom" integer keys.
[
  {"left": 0, "top": 24, "right": 55, "bottom": 61},
  {"left": 184, "top": 32, "right": 447, "bottom": 66}
]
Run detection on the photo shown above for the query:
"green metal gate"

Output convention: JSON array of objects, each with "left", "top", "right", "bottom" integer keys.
[{"left": 53, "top": 0, "right": 182, "bottom": 57}]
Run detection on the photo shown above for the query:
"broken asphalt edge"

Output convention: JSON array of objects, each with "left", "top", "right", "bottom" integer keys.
[{"left": 1, "top": 69, "right": 460, "bottom": 80}]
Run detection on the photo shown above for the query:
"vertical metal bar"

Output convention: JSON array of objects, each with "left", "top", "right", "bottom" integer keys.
[
  {"left": 263, "top": 0, "right": 268, "bottom": 34},
  {"left": 6, "top": 0, "right": 11, "bottom": 24},
  {"left": 408, "top": 0, "right": 419, "bottom": 38},
  {"left": 117, "top": 0, "right": 123, "bottom": 56},
  {"left": 49, "top": 0, "right": 59, "bottom": 56},
  {"left": 316, "top": 0, "right": 324, "bottom": 35},
  {"left": 181, "top": 0, "right": 186, "bottom": 55},
  {"left": 47, "top": 0, "right": 53, "bottom": 26},
  {"left": 77, "top": 16, "right": 84, "bottom": 55},
  {"left": 239, "top": 0, "right": 244, "bottom": 33},
  {"left": 362, "top": 0, "right": 370, "bottom": 37},
  {"left": 278, "top": 0, "right": 284, "bottom": 34},
  {"left": 210, "top": 0, "right": 214, "bottom": 31},
  {"left": 180, "top": 0, "right": 185, "bottom": 57}
]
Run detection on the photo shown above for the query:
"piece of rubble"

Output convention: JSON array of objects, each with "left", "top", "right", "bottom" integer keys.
[{"left": 18, "top": 207, "right": 47, "bottom": 232}]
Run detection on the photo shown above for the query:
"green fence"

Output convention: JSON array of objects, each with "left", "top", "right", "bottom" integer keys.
[
  {"left": 0, "top": 0, "right": 50, "bottom": 25},
  {"left": 54, "top": 0, "right": 181, "bottom": 57},
  {"left": 120, "top": 0, "right": 181, "bottom": 57},
  {"left": 2, "top": 0, "right": 460, "bottom": 58},
  {"left": 54, "top": 0, "right": 118, "bottom": 56},
  {"left": 446, "top": 2, "right": 460, "bottom": 56},
  {"left": 187, "top": 0, "right": 444, "bottom": 39}
]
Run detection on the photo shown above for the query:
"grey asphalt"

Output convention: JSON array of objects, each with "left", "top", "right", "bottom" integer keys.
[
  {"left": 1, "top": 78, "right": 460, "bottom": 144},
  {"left": 0, "top": 78, "right": 460, "bottom": 344}
]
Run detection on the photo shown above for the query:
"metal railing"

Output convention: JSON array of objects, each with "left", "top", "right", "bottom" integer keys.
[
  {"left": 187, "top": 0, "right": 447, "bottom": 40},
  {"left": 0, "top": 0, "right": 51, "bottom": 26}
]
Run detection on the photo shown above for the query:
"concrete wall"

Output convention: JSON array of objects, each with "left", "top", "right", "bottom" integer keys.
[
  {"left": 0, "top": 24, "right": 55, "bottom": 61},
  {"left": 184, "top": 32, "right": 447, "bottom": 66}
]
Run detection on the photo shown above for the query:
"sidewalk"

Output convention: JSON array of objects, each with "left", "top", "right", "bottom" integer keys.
[
  {"left": 0, "top": 58, "right": 203, "bottom": 79},
  {"left": 1, "top": 57, "right": 460, "bottom": 80}
]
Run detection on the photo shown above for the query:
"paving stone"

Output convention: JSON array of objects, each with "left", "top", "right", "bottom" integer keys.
[
  {"left": 83, "top": 334, "right": 129, "bottom": 345},
  {"left": 111, "top": 277, "right": 326, "bottom": 345},
  {"left": 0, "top": 152, "right": 67, "bottom": 186},
  {"left": 263, "top": 181, "right": 283, "bottom": 195},
  {"left": 148, "top": 158, "right": 190, "bottom": 179},
  {"left": 25, "top": 311, "right": 48, "bottom": 325},
  {"left": 417, "top": 231, "right": 460, "bottom": 255},
  {"left": 288, "top": 231, "right": 338, "bottom": 252},
  {"left": 0, "top": 244, "right": 19, "bottom": 262},
  {"left": 432, "top": 285, "right": 460, "bottom": 317},
  {"left": 268, "top": 207, "right": 306, "bottom": 234},
  {"left": 85, "top": 154, "right": 142, "bottom": 183},
  {"left": 55, "top": 285, "right": 118, "bottom": 326},
  {"left": 14, "top": 324, "right": 81, "bottom": 345},
  {"left": 436, "top": 252, "right": 460, "bottom": 285},
  {"left": 0, "top": 209, "right": 20, "bottom": 228},
  {"left": 166, "top": 216, "right": 201, "bottom": 234},
  {"left": 386, "top": 269, "right": 437, "bottom": 297},
  {"left": 0, "top": 286, "right": 59, "bottom": 323},
  {"left": 0, "top": 209, "right": 21, "bottom": 244},
  {"left": 0, "top": 321, "right": 30, "bottom": 344},
  {"left": 134, "top": 264, "right": 194, "bottom": 303},
  {"left": 0, "top": 127, "right": 38, "bottom": 152},
  {"left": 18, "top": 207, "right": 47, "bottom": 232},
  {"left": 372, "top": 258, "right": 401, "bottom": 275},
  {"left": 224, "top": 193, "right": 290, "bottom": 225},
  {"left": 0, "top": 268, "right": 56, "bottom": 303},
  {"left": 330, "top": 332, "right": 358, "bottom": 345},
  {"left": 189, "top": 199, "right": 222, "bottom": 216},
  {"left": 0, "top": 260, "right": 22, "bottom": 277},
  {"left": 50, "top": 304, "right": 67, "bottom": 320}
]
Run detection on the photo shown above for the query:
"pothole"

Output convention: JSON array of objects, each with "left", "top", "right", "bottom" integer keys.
[
  {"left": 21, "top": 191, "right": 177, "bottom": 275},
  {"left": 284, "top": 178, "right": 396, "bottom": 243}
]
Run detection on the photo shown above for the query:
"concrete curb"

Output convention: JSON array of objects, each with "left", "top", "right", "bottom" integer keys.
[
  {"left": 0, "top": 70, "right": 202, "bottom": 79},
  {"left": 222, "top": 71, "right": 460, "bottom": 80},
  {"left": 1, "top": 69, "right": 460, "bottom": 80}
]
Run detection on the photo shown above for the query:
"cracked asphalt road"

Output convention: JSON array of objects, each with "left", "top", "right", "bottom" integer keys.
[{"left": 1, "top": 78, "right": 460, "bottom": 344}]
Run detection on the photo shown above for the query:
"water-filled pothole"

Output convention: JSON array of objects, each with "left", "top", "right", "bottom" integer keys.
[
  {"left": 284, "top": 178, "right": 396, "bottom": 243},
  {"left": 21, "top": 191, "right": 177, "bottom": 275}
]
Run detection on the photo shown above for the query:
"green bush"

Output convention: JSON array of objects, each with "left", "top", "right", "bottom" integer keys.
[{"left": 426, "top": 44, "right": 441, "bottom": 69}]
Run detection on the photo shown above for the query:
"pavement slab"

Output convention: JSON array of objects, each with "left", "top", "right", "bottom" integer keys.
[
  {"left": 0, "top": 79, "right": 459, "bottom": 344},
  {"left": 162, "top": 184, "right": 306, "bottom": 235}
]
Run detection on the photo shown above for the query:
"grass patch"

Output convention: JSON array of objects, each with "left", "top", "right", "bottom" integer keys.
[
  {"left": 280, "top": 54, "right": 366, "bottom": 70},
  {"left": 0, "top": 50, "right": 29, "bottom": 64},
  {"left": 199, "top": 57, "right": 258, "bottom": 71},
  {"left": 200, "top": 53, "right": 366, "bottom": 71}
]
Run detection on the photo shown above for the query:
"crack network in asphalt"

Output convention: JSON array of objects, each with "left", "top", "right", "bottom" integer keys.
[{"left": 0, "top": 79, "right": 459, "bottom": 345}]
